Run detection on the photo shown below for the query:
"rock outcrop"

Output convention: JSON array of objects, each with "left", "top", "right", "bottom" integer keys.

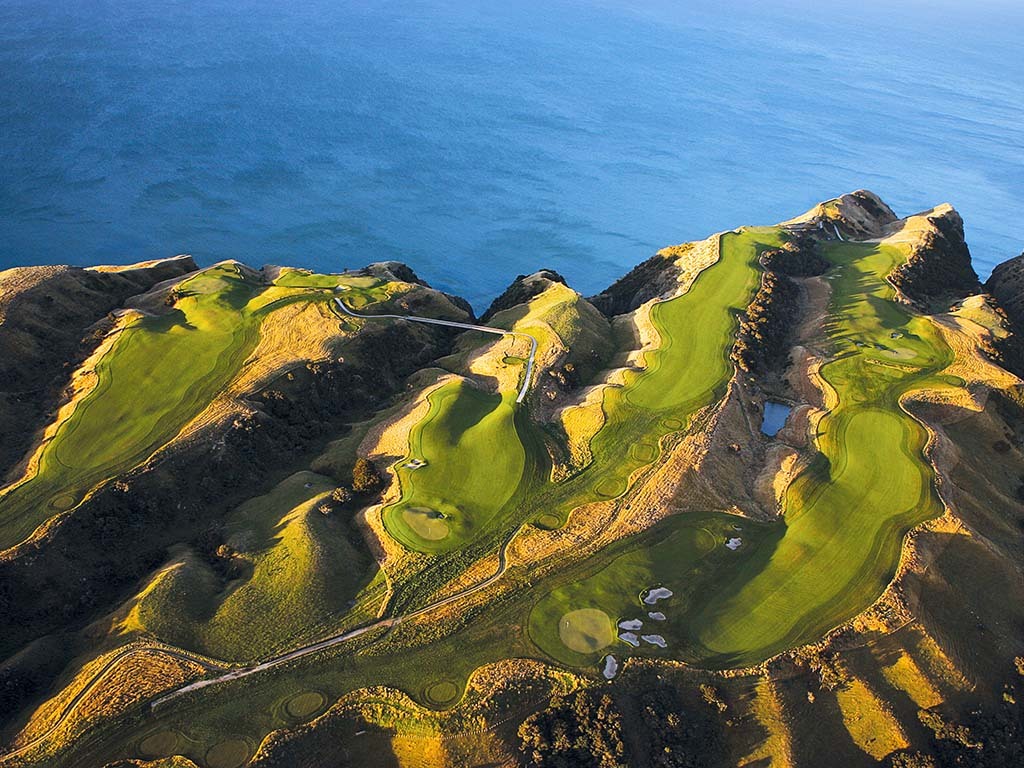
[{"left": 886, "top": 205, "right": 979, "bottom": 306}]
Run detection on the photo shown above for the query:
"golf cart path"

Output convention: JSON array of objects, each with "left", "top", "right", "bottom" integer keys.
[
  {"left": 3, "top": 296, "right": 532, "bottom": 759},
  {"left": 333, "top": 296, "right": 538, "bottom": 403}
]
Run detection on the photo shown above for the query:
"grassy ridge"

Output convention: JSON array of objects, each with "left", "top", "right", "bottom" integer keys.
[
  {"left": 0, "top": 265, "right": 385, "bottom": 550},
  {"left": 688, "top": 241, "right": 952, "bottom": 667},
  {"left": 126, "top": 471, "right": 378, "bottom": 660}
]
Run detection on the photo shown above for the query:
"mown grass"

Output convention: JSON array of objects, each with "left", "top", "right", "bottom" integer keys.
[
  {"left": 527, "top": 514, "right": 740, "bottom": 667},
  {"left": 382, "top": 382, "right": 526, "bottom": 553},
  {"left": 687, "top": 242, "right": 953, "bottom": 667},
  {"left": 0, "top": 266, "right": 386, "bottom": 550},
  {"left": 529, "top": 228, "right": 784, "bottom": 521}
]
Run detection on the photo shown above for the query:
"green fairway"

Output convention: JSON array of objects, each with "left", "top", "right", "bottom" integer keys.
[
  {"left": 382, "top": 381, "right": 527, "bottom": 552},
  {"left": 528, "top": 514, "right": 741, "bottom": 666},
  {"left": 0, "top": 265, "right": 379, "bottom": 550},
  {"left": 686, "top": 241, "right": 952, "bottom": 667},
  {"left": 531, "top": 227, "right": 785, "bottom": 524}
]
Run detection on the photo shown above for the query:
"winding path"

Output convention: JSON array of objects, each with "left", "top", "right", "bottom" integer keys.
[{"left": 332, "top": 295, "right": 538, "bottom": 403}]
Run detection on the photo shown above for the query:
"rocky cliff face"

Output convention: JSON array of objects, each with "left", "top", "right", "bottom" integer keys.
[
  {"left": 480, "top": 269, "right": 567, "bottom": 322},
  {"left": 987, "top": 251, "right": 1024, "bottom": 327},
  {"left": 886, "top": 205, "right": 979, "bottom": 307}
]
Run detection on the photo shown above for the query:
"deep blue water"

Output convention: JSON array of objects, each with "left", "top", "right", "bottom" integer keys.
[
  {"left": 761, "top": 402, "right": 792, "bottom": 438},
  {"left": 2, "top": 0, "right": 1022, "bottom": 309}
]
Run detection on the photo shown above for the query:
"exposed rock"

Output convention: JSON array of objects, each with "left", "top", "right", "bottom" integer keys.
[
  {"left": 588, "top": 252, "right": 680, "bottom": 317},
  {"left": 987, "top": 251, "right": 1024, "bottom": 328},
  {"left": 886, "top": 205, "right": 979, "bottom": 306},
  {"left": 480, "top": 269, "right": 566, "bottom": 322},
  {"left": 783, "top": 189, "right": 898, "bottom": 240}
]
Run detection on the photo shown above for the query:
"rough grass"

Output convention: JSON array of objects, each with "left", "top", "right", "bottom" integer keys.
[
  {"left": 834, "top": 677, "right": 908, "bottom": 760},
  {"left": 124, "top": 470, "right": 378, "bottom": 661},
  {"left": 689, "top": 242, "right": 953, "bottom": 667}
]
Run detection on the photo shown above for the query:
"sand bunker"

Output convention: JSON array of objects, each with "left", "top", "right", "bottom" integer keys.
[
  {"left": 643, "top": 587, "right": 673, "bottom": 605},
  {"left": 641, "top": 634, "right": 667, "bottom": 648},
  {"left": 602, "top": 654, "right": 619, "bottom": 679},
  {"left": 648, "top": 611, "right": 666, "bottom": 621},
  {"left": 618, "top": 631, "right": 640, "bottom": 647},
  {"left": 618, "top": 618, "right": 643, "bottom": 631},
  {"left": 726, "top": 537, "right": 742, "bottom": 550},
  {"left": 559, "top": 608, "right": 615, "bottom": 654}
]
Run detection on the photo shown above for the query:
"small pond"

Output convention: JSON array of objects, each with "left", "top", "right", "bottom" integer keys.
[{"left": 761, "top": 401, "right": 792, "bottom": 437}]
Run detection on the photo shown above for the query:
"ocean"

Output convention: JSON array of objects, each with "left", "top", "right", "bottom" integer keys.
[{"left": 1, "top": 0, "right": 1021, "bottom": 309}]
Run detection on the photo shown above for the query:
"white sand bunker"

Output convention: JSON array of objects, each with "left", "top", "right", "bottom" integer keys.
[
  {"left": 618, "top": 631, "right": 640, "bottom": 647},
  {"left": 726, "top": 537, "right": 742, "bottom": 550},
  {"left": 641, "top": 634, "right": 667, "bottom": 648},
  {"left": 648, "top": 611, "right": 666, "bottom": 621},
  {"left": 618, "top": 618, "right": 643, "bottom": 631},
  {"left": 404, "top": 458, "right": 427, "bottom": 469},
  {"left": 601, "top": 655, "right": 619, "bottom": 679},
  {"left": 643, "top": 587, "right": 673, "bottom": 605}
]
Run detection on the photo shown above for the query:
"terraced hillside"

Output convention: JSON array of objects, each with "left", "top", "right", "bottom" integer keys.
[{"left": 2, "top": 192, "right": 1022, "bottom": 768}]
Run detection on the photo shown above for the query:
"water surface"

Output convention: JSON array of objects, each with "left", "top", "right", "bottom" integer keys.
[{"left": 1, "top": 0, "right": 1021, "bottom": 308}]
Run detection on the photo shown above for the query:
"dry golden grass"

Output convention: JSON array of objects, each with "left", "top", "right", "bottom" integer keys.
[
  {"left": 739, "top": 679, "right": 794, "bottom": 768},
  {"left": 881, "top": 651, "right": 944, "bottom": 709},
  {"left": 834, "top": 676, "right": 908, "bottom": 760}
]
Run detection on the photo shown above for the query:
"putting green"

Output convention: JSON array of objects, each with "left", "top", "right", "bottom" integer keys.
[
  {"left": 284, "top": 691, "right": 326, "bottom": 719},
  {"left": 383, "top": 381, "right": 526, "bottom": 553},
  {"left": 401, "top": 507, "right": 451, "bottom": 541},
  {"left": 558, "top": 608, "right": 615, "bottom": 654},
  {"left": 206, "top": 739, "right": 251, "bottom": 768},
  {"left": 137, "top": 729, "right": 181, "bottom": 758},
  {"left": 425, "top": 680, "right": 460, "bottom": 706},
  {"left": 530, "top": 516, "right": 727, "bottom": 665}
]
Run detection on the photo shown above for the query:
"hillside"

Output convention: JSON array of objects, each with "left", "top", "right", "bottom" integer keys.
[{"left": 1, "top": 193, "right": 1022, "bottom": 768}]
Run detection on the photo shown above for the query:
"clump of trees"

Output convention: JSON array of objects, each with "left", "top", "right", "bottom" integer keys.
[
  {"left": 732, "top": 270, "right": 801, "bottom": 376},
  {"left": 517, "top": 680, "right": 725, "bottom": 768},
  {"left": 518, "top": 690, "right": 626, "bottom": 768},
  {"left": 760, "top": 237, "right": 830, "bottom": 277},
  {"left": 352, "top": 457, "right": 382, "bottom": 494}
]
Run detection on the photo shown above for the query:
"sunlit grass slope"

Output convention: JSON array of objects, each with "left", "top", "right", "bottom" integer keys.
[
  {"left": 689, "top": 241, "right": 953, "bottom": 666},
  {"left": 125, "top": 471, "right": 377, "bottom": 660},
  {"left": 0, "top": 266, "right": 385, "bottom": 550}
]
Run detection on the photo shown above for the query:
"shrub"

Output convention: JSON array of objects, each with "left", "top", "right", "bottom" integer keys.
[{"left": 352, "top": 458, "right": 382, "bottom": 494}]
